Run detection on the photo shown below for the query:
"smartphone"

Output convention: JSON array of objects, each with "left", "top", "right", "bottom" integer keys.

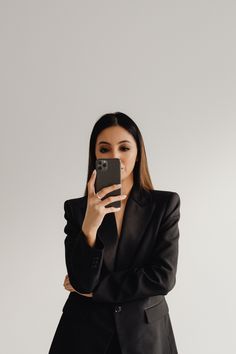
[{"left": 95, "top": 158, "right": 121, "bottom": 208}]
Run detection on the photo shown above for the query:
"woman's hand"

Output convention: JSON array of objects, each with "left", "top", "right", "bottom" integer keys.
[
  {"left": 82, "top": 169, "right": 126, "bottom": 247},
  {"left": 63, "top": 274, "right": 93, "bottom": 297}
]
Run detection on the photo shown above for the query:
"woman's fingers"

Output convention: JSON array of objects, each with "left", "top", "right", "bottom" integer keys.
[
  {"left": 77, "top": 291, "right": 93, "bottom": 297},
  {"left": 63, "top": 274, "right": 75, "bottom": 291},
  {"left": 96, "top": 183, "right": 121, "bottom": 201},
  {"left": 67, "top": 285, "right": 76, "bottom": 292},
  {"left": 63, "top": 274, "right": 69, "bottom": 287},
  {"left": 87, "top": 169, "right": 96, "bottom": 196}
]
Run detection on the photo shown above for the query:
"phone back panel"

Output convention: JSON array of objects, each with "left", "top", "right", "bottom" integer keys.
[{"left": 95, "top": 158, "right": 121, "bottom": 208}]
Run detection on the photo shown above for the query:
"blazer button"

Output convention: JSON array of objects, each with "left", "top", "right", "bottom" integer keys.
[{"left": 114, "top": 305, "right": 122, "bottom": 313}]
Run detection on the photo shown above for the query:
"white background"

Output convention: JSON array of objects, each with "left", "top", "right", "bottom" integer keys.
[{"left": 0, "top": 1, "right": 235, "bottom": 353}]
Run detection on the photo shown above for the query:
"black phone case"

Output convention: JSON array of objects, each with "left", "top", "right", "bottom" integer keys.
[{"left": 95, "top": 158, "right": 121, "bottom": 208}]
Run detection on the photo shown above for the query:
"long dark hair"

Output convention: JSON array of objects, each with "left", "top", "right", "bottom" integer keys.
[{"left": 83, "top": 112, "right": 154, "bottom": 196}]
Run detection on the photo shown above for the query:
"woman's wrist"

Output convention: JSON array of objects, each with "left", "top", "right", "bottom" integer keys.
[{"left": 82, "top": 225, "right": 97, "bottom": 247}]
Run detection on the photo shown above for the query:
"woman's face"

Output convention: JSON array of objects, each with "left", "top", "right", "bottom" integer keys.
[{"left": 95, "top": 126, "right": 138, "bottom": 182}]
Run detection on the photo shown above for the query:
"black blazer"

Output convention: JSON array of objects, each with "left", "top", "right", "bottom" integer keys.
[{"left": 49, "top": 184, "right": 181, "bottom": 354}]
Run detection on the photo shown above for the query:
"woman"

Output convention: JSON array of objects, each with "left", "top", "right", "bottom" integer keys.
[{"left": 48, "top": 112, "right": 181, "bottom": 354}]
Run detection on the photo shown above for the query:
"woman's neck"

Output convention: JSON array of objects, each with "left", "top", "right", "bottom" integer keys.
[{"left": 121, "top": 177, "right": 134, "bottom": 198}]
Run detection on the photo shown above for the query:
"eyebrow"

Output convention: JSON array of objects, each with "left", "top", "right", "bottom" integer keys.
[{"left": 98, "top": 140, "right": 132, "bottom": 145}]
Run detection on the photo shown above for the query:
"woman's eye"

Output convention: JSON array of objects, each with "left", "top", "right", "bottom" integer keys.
[
  {"left": 99, "top": 147, "right": 130, "bottom": 153},
  {"left": 99, "top": 148, "right": 109, "bottom": 153}
]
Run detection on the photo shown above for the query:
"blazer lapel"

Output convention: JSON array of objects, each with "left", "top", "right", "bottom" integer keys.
[
  {"left": 113, "top": 184, "right": 155, "bottom": 271},
  {"left": 97, "top": 184, "right": 155, "bottom": 272}
]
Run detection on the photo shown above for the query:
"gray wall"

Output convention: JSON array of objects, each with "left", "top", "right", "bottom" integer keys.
[{"left": 0, "top": 1, "right": 235, "bottom": 353}]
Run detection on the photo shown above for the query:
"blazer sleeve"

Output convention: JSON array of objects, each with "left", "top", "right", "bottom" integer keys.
[
  {"left": 92, "top": 192, "right": 181, "bottom": 303},
  {"left": 63, "top": 200, "right": 105, "bottom": 293}
]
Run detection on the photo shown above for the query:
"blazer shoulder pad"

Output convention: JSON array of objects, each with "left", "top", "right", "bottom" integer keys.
[
  {"left": 64, "top": 196, "right": 87, "bottom": 210},
  {"left": 150, "top": 190, "right": 181, "bottom": 215},
  {"left": 151, "top": 189, "right": 180, "bottom": 201}
]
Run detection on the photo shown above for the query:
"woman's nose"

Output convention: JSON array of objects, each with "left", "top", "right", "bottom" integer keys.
[{"left": 110, "top": 151, "right": 121, "bottom": 159}]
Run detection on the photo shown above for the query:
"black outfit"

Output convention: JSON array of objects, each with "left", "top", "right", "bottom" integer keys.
[
  {"left": 105, "top": 329, "right": 122, "bottom": 354},
  {"left": 48, "top": 184, "right": 181, "bottom": 354}
]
